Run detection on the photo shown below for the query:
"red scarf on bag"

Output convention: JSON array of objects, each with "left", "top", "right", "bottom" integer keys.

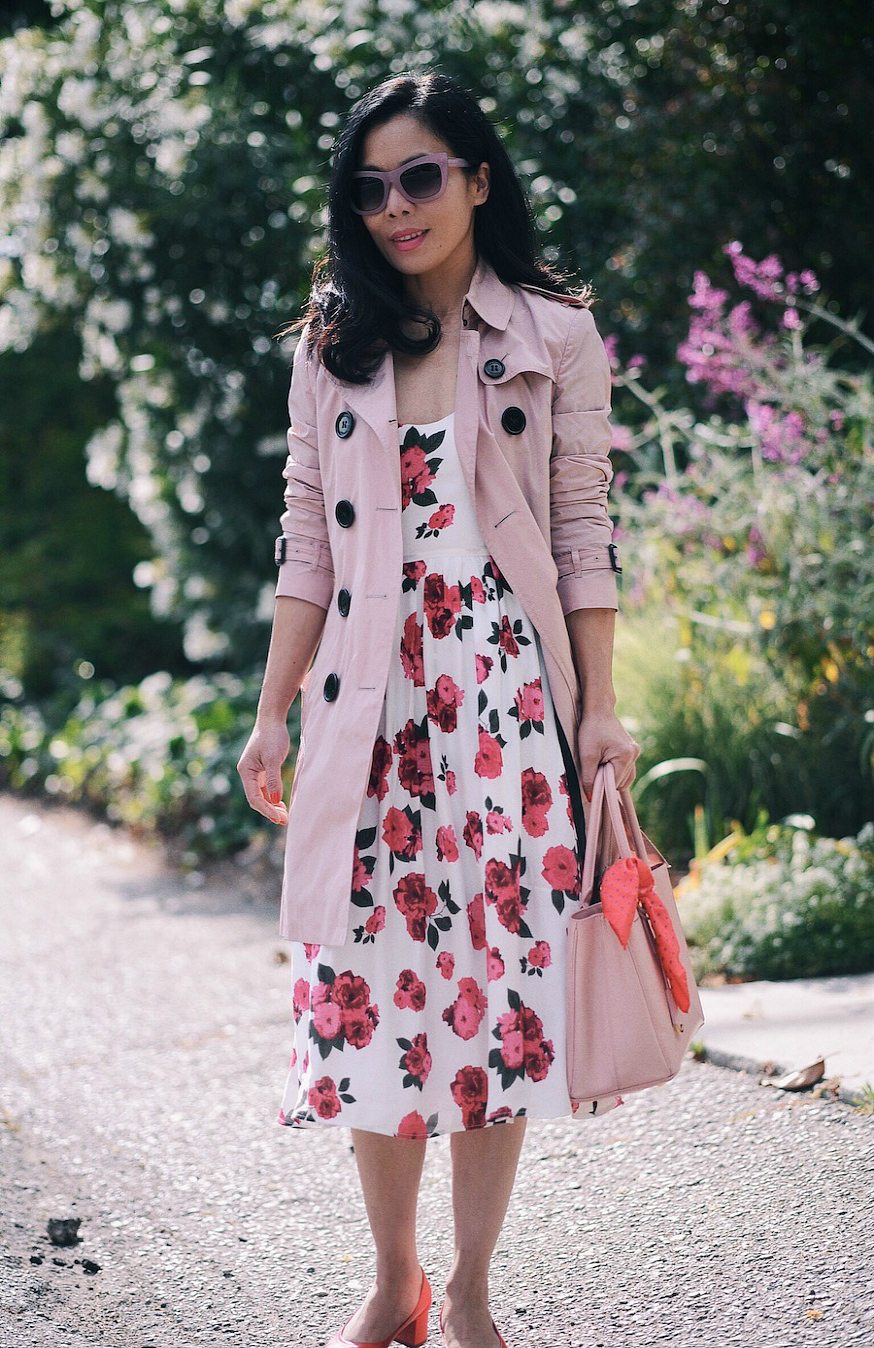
[{"left": 598, "top": 855, "right": 691, "bottom": 1013}]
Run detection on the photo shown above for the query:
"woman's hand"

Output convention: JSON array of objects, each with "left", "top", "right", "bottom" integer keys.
[
  {"left": 577, "top": 707, "right": 640, "bottom": 799},
  {"left": 236, "top": 716, "right": 291, "bottom": 825}
]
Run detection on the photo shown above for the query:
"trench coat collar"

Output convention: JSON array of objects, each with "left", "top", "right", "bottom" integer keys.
[
  {"left": 463, "top": 252, "right": 515, "bottom": 331},
  {"left": 323, "top": 254, "right": 516, "bottom": 442}
]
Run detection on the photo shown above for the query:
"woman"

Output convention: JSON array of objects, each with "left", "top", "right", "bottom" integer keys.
[{"left": 237, "top": 71, "right": 639, "bottom": 1348}]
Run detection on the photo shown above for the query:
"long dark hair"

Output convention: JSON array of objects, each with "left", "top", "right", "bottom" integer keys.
[{"left": 275, "top": 70, "right": 593, "bottom": 384}]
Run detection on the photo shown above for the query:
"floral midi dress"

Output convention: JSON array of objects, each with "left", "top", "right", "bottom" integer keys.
[{"left": 277, "top": 411, "right": 623, "bottom": 1139}]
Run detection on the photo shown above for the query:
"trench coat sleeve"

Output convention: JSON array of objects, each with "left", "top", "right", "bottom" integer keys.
[
  {"left": 273, "top": 323, "right": 335, "bottom": 610},
  {"left": 550, "top": 305, "right": 620, "bottom": 614}
]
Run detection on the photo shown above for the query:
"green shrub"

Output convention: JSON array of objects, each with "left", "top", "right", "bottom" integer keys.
[
  {"left": 679, "top": 821, "right": 874, "bottom": 980},
  {"left": 0, "top": 670, "right": 298, "bottom": 860}
]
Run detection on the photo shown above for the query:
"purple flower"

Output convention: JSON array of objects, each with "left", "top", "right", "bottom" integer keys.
[
  {"left": 723, "top": 241, "right": 785, "bottom": 301},
  {"left": 746, "top": 399, "right": 812, "bottom": 464}
]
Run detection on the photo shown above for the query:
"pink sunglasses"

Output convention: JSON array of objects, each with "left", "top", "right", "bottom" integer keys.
[{"left": 351, "top": 152, "right": 472, "bottom": 215}]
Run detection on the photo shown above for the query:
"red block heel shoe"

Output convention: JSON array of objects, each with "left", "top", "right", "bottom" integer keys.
[
  {"left": 438, "top": 1301, "right": 508, "bottom": 1348},
  {"left": 325, "top": 1266, "right": 431, "bottom": 1348}
]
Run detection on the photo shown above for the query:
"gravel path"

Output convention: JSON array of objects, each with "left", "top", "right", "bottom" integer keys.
[{"left": 1, "top": 792, "right": 871, "bottom": 1348}]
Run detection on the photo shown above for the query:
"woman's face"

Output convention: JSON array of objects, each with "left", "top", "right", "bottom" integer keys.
[{"left": 356, "top": 114, "right": 489, "bottom": 278}]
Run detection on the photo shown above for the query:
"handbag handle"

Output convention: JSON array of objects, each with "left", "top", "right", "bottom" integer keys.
[{"left": 580, "top": 760, "right": 646, "bottom": 902}]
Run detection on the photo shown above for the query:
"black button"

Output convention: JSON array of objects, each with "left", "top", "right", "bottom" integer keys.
[
  {"left": 335, "top": 499, "right": 355, "bottom": 528},
  {"left": 483, "top": 358, "right": 505, "bottom": 379},
  {"left": 323, "top": 672, "right": 340, "bottom": 701},
  {"left": 336, "top": 411, "right": 355, "bottom": 438},
  {"left": 501, "top": 406, "right": 526, "bottom": 435},
  {"left": 337, "top": 587, "right": 351, "bottom": 616}
]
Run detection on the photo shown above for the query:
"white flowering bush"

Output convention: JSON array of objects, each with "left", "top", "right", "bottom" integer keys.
[{"left": 680, "top": 822, "right": 874, "bottom": 980}]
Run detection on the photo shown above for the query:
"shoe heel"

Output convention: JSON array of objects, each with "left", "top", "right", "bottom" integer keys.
[{"left": 394, "top": 1305, "right": 429, "bottom": 1347}]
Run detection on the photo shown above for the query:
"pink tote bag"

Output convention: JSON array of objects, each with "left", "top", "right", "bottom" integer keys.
[{"left": 566, "top": 760, "right": 705, "bottom": 1112}]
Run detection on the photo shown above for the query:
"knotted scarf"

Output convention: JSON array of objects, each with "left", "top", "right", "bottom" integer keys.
[{"left": 598, "top": 854, "right": 691, "bottom": 1013}]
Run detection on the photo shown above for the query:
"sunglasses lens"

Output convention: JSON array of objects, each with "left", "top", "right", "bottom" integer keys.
[
  {"left": 401, "top": 161, "right": 443, "bottom": 199},
  {"left": 352, "top": 176, "right": 385, "bottom": 213}
]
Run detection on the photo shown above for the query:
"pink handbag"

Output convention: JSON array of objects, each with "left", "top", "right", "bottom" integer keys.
[{"left": 566, "top": 760, "right": 705, "bottom": 1116}]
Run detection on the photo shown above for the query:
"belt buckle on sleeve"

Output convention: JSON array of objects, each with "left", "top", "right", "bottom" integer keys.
[{"left": 608, "top": 543, "right": 622, "bottom": 574}]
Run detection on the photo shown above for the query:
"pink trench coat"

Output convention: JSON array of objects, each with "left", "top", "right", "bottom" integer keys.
[{"left": 273, "top": 253, "right": 621, "bottom": 945}]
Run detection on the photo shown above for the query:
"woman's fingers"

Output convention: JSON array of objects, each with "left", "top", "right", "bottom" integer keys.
[{"left": 237, "top": 755, "right": 288, "bottom": 824}]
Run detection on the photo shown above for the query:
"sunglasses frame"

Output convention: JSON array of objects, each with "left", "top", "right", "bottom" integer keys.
[{"left": 350, "top": 152, "right": 473, "bottom": 215}]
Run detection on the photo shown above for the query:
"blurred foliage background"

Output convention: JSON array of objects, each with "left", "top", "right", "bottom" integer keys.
[{"left": 1, "top": 2, "right": 872, "bottom": 976}]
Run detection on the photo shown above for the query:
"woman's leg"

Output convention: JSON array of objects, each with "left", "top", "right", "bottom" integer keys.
[
  {"left": 441, "top": 1116, "right": 528, "bottom": 1345},
  {"left": 339, "top": 1128, "right": 428, "bottom": 1341}
]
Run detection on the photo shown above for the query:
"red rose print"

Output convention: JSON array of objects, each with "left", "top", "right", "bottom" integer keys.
[
  {"left": 492, "top": 1000, "right": 554, "bottom": 1086},
  {"left": 515, "top": 678, "right": 544, "bottom": 724},
  {"left": 402, "top": 559, "right": 426, "bottom": 586},
  {"left": 426, "top": 673, "right": 465, "bottom": 732},
  {"left": 436, "top": 951, "right": 455, "bottom": 978},
  {"left": 443, "top": 997, "right": 479, "bottom": 1040},
  {"left": 527, "top": 940, "right": 551, "bottom": 969},
  {"left": 484, "top": 858, "right": 526, "bottom": 935},
  {"left": 450, "top": 1065, "right": 489, "bottom": 1129},
  {"left": 497, "top": 615, "right": 519, "bottom": 659},
  {"left": 423, "top": 572, "right": 462, "bottom": 638},
  {"left": 303, "top": 942, "right": 320, "bottom": 960},
  {"left": 394, "top": 968, "right": 427, "bottom": 1011},
  {"left": 475, "top": 653, "right": 494, "bottom": 684},
  {"left": 486, "top": 808, "right": 513, "bottom": 835},
  {"left": 312, "top": 997, "right": 342, "bottom": 1040},
  {"left": 394, "top": 718, "right": 435, "bottom": 801},
  {"left": 542, "top": 843, "right": 579, "bottom": 894},
  {"left": 293, "top": 977, "right": 310, "bottom": 1022},
  {"left": 524, "top": 1042, "right": 552, "bottom": 1082},
  {"left": 466, "top": 891, "right": 486, "bottom": 950},
  {"left": 351, "top": 845, "right": 370, "bottom": 895},
  {"left": 365, "top": 906, "right": 386, "bottom": 935},
  {"left": 501, "top": 1029, "right": 524, "bottom": 1069},
  {"left": 442, "top": 975, "right": 487, "bottom": 1041},
  {"left": 558, "top": 772, "right": 574, "bottom": 824},
  {"left": 344, "top": 1009, "right": 379, "bottom": 1049},
  {"left": 400, "top": 442, "right": 435, "bottom": 509},
  {"left": 474, "top": 727, "right": 503, "bottom": 779},
  {"left": 469, "top": 575, "right": 486, "bottom": 603},
  {"left": 462, "top": 810, "right": 483, "bottom": 860},
  {"left": 393, "top": 872, "right": 439, "bottom": 941},
  {"left": 427, "top": 503, "right": 455, "bottom": 532},
  {"left": 521, "top": 767, "right": 553, "bottom": 837},
  {"left": 332, "top": 972, "right": 371, "bottom": 1013},
  {"left": 308, "top": 1076, "right": 342, "bottom": 1119},
  {"left": 367, "top": 736, "right": 392, "bottom": 801},
  {"left": 400, "top": 1032, "right": 432, "bottom": 1086},
  {"left": 445, "top": 768, "right": 457, "bottom": 794},
  {"left": 436, "top": 824, "right": 459, "bottom": 862},
  {"left": 486, "top": 945, "right": 506, "bottom": 981},
  {"left": 397, "top": 1110, "right": 429, "bottom": 1138},
  {"left": 382, "top": 805, "right": 422, "bottom": 860},
  {"left": 400, "top": 612, "right": 425, "bottom": 686}
]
